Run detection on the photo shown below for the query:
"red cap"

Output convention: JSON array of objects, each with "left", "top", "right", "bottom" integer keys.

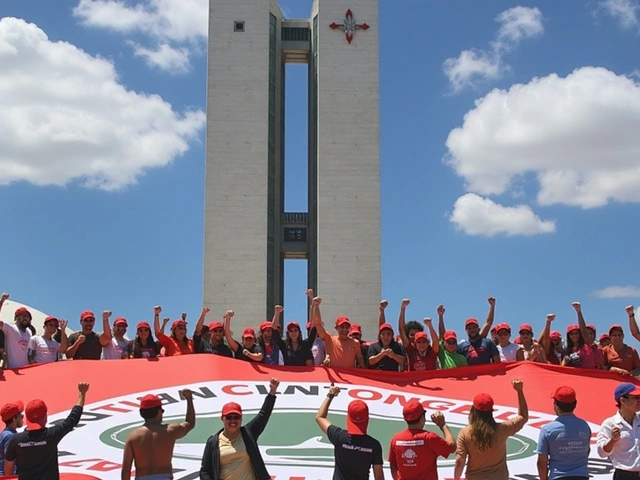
[
  {"left": 600, "top": 333, "right": 610, "bottom": 342},
  {"left": 335, "top": 316, "right": 351, "bottom": 328},
  {"left": 549, "top": 331, "right": 562, "bottom": 341},
  {"left": 347, "top": 400, "right": 369, "bottom": 435},
  {"left": 1, "top": 401, "right": 24, "bottom": 422},
  {"left": 552, "top": 386, "right": 576, "bottom": 403},
  {"left": 379, "top": 323, "right": 394, "bottom": 333},
  {"left": 473, "top": 393, "right": 495, "bottom": 412},
  {"left": 136, "top": 321, "right": 151, "bottom": 330},
  {"left": 286, "top": 321, "right": 301, "bottom": 331},
  {"left": 443, "top": 330, "right": 457, "bottom": 341},
  {"left": 490, "top": 326, "right": 497, "bottom": 333},
  {"left": 221, "top": 402, "right": 242, "bottom": 416},
  {"left": 495, "top": 323, "right": 511, "bottom": 333},
  {"left": 140, "top": 394, "right": 162, "bottom": 409},
  {"left": 43, "top": 316, "right": 59, "bottom": 327},
  {"left": 114, "top": 317, "right": 128, "bottom": 327},
  {"left": 586, "top": 324, "right": 597, "bottom": 333},
  {"left": 14, "top": 307, "right": 31, "bottom": 318},
  {"left": 609, "top": 324, "right": 624, "bottom": 335},
  {"left": 259, "top": 321, "right": 273, "bottom": 332},
  {"left": 402, "top": 399, "right": 425, "bottom": 422},
  {"left": 514, "top": 337, "right": 522, "bottom": 344},
  {"left": 80, "top": 310, "right": 95, "bottom": 321},
  {"left": 519, "top": 324, "right": 533, "bottom": 334},
  {"left": 465, "top": 318, "right": 479, "bottom": 328},
  {"left": 25, "top": 399, "right": 47, "bottom": 430},
  {"left": 349, "top": 324, "right": 362, "bottom": 335},
  {"left": 171, "top": 319, "right": 187, "bottom": 330},
  {"left": 242, "top": 327, "right": 256, "bottom": 339},
  {"left": 414, "top": 331, "right": 429, "bottom": 342},
  {"left": 567, "top": 324, "right": 580, "bottom": 334},
  {"left": 208, "top": 321, "right": 224, "bottom": 331}
]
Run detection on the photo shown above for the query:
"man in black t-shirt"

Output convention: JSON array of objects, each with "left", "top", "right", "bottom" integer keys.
[
  {"left": 66, "top": 310, "right": 112, "bottom": 359},
  {"left": 5, "top": 382, "right": 89, "bottom": 479},
  {"left": 192, "top": 307, "right": 233, "bottom": 357},
  {"left": 315, "top": 385, "right": 384, "bottom": 480}
]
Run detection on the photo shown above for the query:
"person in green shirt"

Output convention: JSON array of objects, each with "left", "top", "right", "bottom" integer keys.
[{"left": 438, "top": 330, "right": 468, "bottom": 369}]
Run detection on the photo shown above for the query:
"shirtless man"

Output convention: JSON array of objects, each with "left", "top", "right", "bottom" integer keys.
[{"left": 121, "top": 389, "right": 195, "bottom": 480}]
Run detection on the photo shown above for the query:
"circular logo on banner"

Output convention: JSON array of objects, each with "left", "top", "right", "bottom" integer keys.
[{"left": 51, "top": 381, "right": 601, "bottom": 479}]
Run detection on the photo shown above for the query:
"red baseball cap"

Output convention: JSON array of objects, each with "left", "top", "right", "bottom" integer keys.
[
  {"left": 552, "top": 386, "right": 576, "bottom": 404},
  {"left": 140, "top": 394, "right": 162, "bottom": 409},
  {"left": 566, "top": 324, "right": 580, "bottom": 334},
  {"left": 443, "top": 330, "right": 457, "bottom": 341},
  {"left": 600, "top": 333, "right": 611, "bottom": 342},
  {"left": 14, "top": 307, "right": 31, "bottom": 318},
  {"left": 171, "top": 319, "right": 187, "bottom": 330},
  {"left": 114, "top": 317, "right": 128, "bottom": 327},
  {"left": 335, "top": 316, "right": 351, "bottom": 328},
  {"left": 25, "top": 399, "right": 47, "bottom": 430},
  {"left": 286, "top": 321, "right": 301, "bottom": 331},
  {"left": 414, "top": 332, "right": 429, "bottom": 342},
  {"left": 473, "top": 393, "right": 495, "bottom": 412},
  {"left": 222, "top": 402, "right": 242, "bottom": 416},
  {"left": 1, "top": 401, "right": 24, "bottom": 422},
  {"left": 80, "top": 310, "right": 95, "bottom": 321},
  {"left": 402, "top": 399, "right": 425, "bottom": 422},
  {"left": 496, "top": 323, "right": 511, "bottom": 333},
  {"left": 43, "top": 316, "right": 59, "bottom": 327},
  {"left": 259, "top": 321, "right": 273, "bottom": 332},
  {"left": 242, "top": 327, "right": 256, "bottom": 339},
  {"left": 586, "top": 324, "right": 597, "bottom": 333},
  {"left": 208, "top": 321, "right": 224, "bottom": 331},
  {"left": 519, "top": 324, "right": 533, "bottom": 334},
  {"left": 349, "top": 324, "right": 362, "bottom": 335},
  {"left": 347, "top": 400, "right": 369, "bottom": 435},
  {"left": 549, "top": 331, "right": 562, "bottom": 341},
  {"left": 609, "top": 324, "right": 624, "bottom": 335},
  {"left": 465, "top": 318, "right": 479, "bottom": 328},
  {"left": 379, "top": 323, "right": 394, "bottom": 333},
  {"left": 514, "top": 337, "right": 522, "bottom": 344},
  {"left": 136, "top": 321, "right": 151, "bottom": 330}
]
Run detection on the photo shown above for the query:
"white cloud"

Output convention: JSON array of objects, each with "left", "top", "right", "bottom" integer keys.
[
  {"left": 598, "top": 0, "right": 639, "bottom": 30},
  {"left": 73, "top": 0, "right": 208, "bottom": 73},
  {"left": 592, "top": 285, "right": 640, "bottom": 298},
  {"left": 450, "top": 193, "right": 556, "bottom": 237},
  {"left": 131, "top": 42, "right": 191, "bottom": 74},
  {"left": 0, "top": 17, "right": 205, "bottom": 191},
  {"left": 445, "top": 67, "right": 640, "bottom": 209},
  {"left": 443, "top": 6, "right": 543, "bottom": 92}
]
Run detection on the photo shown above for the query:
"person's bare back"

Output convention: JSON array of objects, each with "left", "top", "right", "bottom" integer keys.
[{"left": 121, "top": 390, "right": 195, "bottom": 480}]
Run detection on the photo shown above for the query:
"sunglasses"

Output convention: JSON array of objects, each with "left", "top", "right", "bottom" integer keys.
[{"left": 225, "top": 414, "right": 241, "bottom": 421}]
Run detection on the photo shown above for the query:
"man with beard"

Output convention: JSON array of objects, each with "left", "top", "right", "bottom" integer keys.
[
  {"left": 67, "top": 310, "right": 113, "bottom": 360},
  {"left": 454, "top": 297, "right": 500, "bottom": 366},
  {"left": 28, "top": 317, "right": 68, "bottom": 364},
  {"left": 313, "top": 297, "right": 365, "bottom": 369},
  {"left": 103, "top": 317, "right": 129, "bottom": 360},
  {"left": 121, "top": 389, "right": 195, "bottom": 480},
  {"left": 193, "top": 307, "right": 233, "bottom": 357},
  {"left": 0, "top": 293, "right": 33, "bottom": 368}
]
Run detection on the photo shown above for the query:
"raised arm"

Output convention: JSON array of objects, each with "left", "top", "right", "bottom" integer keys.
[
  {"left": 312, "top": 297, "right": 327, "bottom": 340},
  {"left": 0, "top": 292, "right": 8, "bottom": 325},
  {"left": 437, "top": 304, "right": 446, "bottom": 340},
  {"left": 270, "top": 305, "right": 284, "bottom": 331},
  {"left": 538, "top": 314, "right": 554, "bottom": 349},
  {"left": 479, "top": 297, "right": 496, "bottom": 338},
  {"left": 99, "top": 310, "right": 113, "bottom": 346},
  {"left": 168, "top": 389, "right": 196, "bottom": 439},
  {"left": 58, "top": 320, "right": 69, "bottom": 356},
  {"left": 316, "top": 384, "right": 340, "bottom": 434},
  {"left": 572, "top": 302, "right": 590, "bottom": 344},
  {"left": 153, "top": 306, "right": 163, "bottom": 337},
  {"left": 424, "top": 318, "right": 439, "bottom": 355},
  {"left": 627, "top": 306, "right": 640, "bottom": 343},
  {"left": 513, "top": 379, "right": 528, "bottom": 423},
  {"left": 398, "top": 299, "right": 411, "bottom": 348},
  {"left": 194, "top": 307, "right": 210, "bottom": 335},
  {"left": 378, "top": 300, "right": 388, "bottom": 327},
  {"left": 246, "top": 378, "right": 279, "bottom": 438},
  {"left": 223, "top": 310, "right": 240, "bottom": 352}
]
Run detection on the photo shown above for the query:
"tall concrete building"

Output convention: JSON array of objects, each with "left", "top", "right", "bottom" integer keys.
[{"left": 204, "top": 0, "right": 381, "bottom": 330}]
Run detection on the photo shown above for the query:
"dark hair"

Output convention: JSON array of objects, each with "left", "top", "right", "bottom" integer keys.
[
  {"left": 170, "top": 327, "right": 190, "bottom": 346},
  {"left": 27, "top": 324, "right": 36, "bottom": 335},
  {"left": 258, "top": 327, "right": 278, "bottom": 348},
  {"left": 285, "top": 329, "right": 300, "bottom": 350},
  {"left": 133, "top": 332, "right": 159, "bottom": 359},
  {"left": 406, "top": 413, "right": 424, "bottom": 427},
  {"left": 404, "top": 321, "right": 424, "bottom": 336},
  {"left": 140, "top": 406, "right": 162, "bottom": 420},
  {"left": 554, "top": 399, "right": 577, "bottom": 413},
  {"left": 563, "top": 330, "right": 585, "bottom": 357}
]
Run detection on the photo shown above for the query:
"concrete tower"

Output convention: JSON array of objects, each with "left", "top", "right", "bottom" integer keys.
[{"left": 204, "top": 0, "right": 381, "bottom": 331}]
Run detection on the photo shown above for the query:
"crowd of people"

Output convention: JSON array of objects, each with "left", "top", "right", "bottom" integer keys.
[{"left": 2, "top": 291, "right": 640, "bottom": 376}]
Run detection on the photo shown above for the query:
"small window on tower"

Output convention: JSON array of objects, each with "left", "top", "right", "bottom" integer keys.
[{"left": 234, "top": 21, "right": 245, "bottom": 32}]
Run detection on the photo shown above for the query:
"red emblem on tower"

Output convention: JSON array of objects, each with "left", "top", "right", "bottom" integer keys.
[{"left": 330, "top": 9, "right": 369, "bottom": 44}]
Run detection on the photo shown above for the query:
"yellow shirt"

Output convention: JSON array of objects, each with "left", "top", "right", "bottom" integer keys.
[{"left": 219, "top": 432, "right": 256, "bottom": 480}]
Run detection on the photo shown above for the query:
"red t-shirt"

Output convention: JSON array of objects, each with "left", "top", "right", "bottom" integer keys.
[
  {"left": 389, "top": 428, "right": 452, "bottom": 480},
  {"left": 157, "top": 332, "right": 194, "bottom": 356},
  {"left": 405, "top": 344, "right": 438, "bottom": 371}
]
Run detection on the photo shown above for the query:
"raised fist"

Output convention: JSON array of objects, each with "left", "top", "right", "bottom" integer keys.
[
  {"left": 0, "top": 293, "right": 9, "bottom": 303},
  {"left": 306, "top": 289, "right": 314, "bottom": 299},
  {"left": 78, "top": 382, "right": 90, "bottom": 394},
  {"left": 626, "top": 305, "right": 635, "bottom": 316},
  {"left": 162, "top": 317, "right": 170, "bottom": 326},
  {"left": 225, "top": 310, "right": 235, "bottom": 319},
  {"left": 181, "top": 312, "right": 187, "bottom": 320},
  {"left": 424, "top": 317, "right": 433, "bottom": 325},
  {"left": 431, "top": 411, "right": 446, "bottom": 428},
  {"left": 59, "top": 319, "right": 68, "bottom": 331},
  {"left": 437, "top": 304, "right": 445, "bottom": 316},
  {"left": 313, "top": 296, "right": 322, "bottom": 306},
  {"left": 546, "top": 314, "right": 555, "bottom": 322},
  {"left": 511, "top": 379, "right": 524, "bottom": 391},
  {"left": 181, "top": 389, "right": 193, "bottom": 400},
  {"left": 401, "top": 299, "right": 411, "bottom": 308},
  {"left": 328, "top": 384, "right": 341, "bottom": 396},
  {"left": 202, "top": 307, "right": 211, "bottom": 315},
  {"left": 571, "top": 302, "right": 581, "bottom": 313},
  {"left": 103, "top": 310, "right": 112, "bottom": 320},
  {"left": 488, "top": 296, "right": 496, "bottom": 306},
  {"left": 274, "top": 305, "right": 284, "bottom": 314},
  {"left": 379, "top": 300, "right": 388, "bottom": 311},
  {"left": 269, "top": 378, "right": 280, "bottom": 394},
  {"left": 154, "top": 306, "right": 162, "bottom": 315}
]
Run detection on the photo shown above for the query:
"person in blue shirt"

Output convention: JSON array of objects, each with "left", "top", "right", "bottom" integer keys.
[
  {"left": 536, "top": 386, "right": 591, "bottom": 480},
  {"left": 0, "top": 401, "right": 24, "bottom": 475},
  {"left": 456, "top": 297, "right": 500, "bottom": 365}
]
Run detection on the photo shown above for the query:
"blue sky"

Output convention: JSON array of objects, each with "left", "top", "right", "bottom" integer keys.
[{"left": 1, "top": 0, "right": 640, "bottom": 339}]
